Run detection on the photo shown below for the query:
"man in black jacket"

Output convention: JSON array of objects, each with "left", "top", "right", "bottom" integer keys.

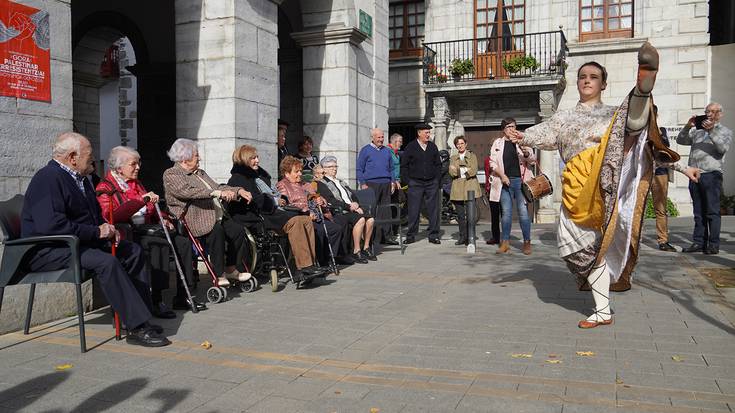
[
  {"left": 22, "top": 132, "right": 170, "bottom": 347},
  {"left": 401, "top": 123, "right": 442, "bottom": 244}
]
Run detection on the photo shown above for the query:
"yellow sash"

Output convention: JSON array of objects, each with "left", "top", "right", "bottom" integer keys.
[{"left": 561, "top": 111, "right": 617, "bottom": 230}]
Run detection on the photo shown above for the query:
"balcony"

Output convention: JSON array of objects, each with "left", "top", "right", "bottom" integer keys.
[{"left": 422, "top": 30, "right": 568, "bottom": 89}]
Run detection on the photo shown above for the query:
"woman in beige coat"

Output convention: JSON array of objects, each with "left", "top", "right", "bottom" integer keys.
[{"left": 448, "top": 136, "right": 483, "bottom": 245}]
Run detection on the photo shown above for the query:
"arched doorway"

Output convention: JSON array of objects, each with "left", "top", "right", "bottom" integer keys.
[
  {"left": 71, "top": 4, "right": 175, "bottom": 193},
  {"left": 278, "top": 2, "right": 303, "bottom": 154}
]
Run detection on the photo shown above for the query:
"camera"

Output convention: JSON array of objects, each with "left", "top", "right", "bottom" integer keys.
[{"left": 694, "top": 114, "right": 707, "bottom": 129}]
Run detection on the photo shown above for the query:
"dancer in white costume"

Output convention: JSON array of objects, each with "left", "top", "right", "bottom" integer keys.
[{"left": 509, "top": 43, "right": 699, "bottom": 328}]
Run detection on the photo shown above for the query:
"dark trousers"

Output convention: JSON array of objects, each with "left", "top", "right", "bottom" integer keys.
[
  {"left": 689, "top": 171, "right": 722, "bottom": 248},
  {"left": 27, "top": 240, "right": 152, "bottom": 330},
  {"left": 489, "top": 200, "right": 501, "bottom": 242},
  {"left": 366, "top": 182, "right": 392, "bottom": 242},
  {"left": 407, "top": 179, "right": 440, "bottom": 238},
  {"left": 138, "top": 233, "right": 194, "bottom": 302},
  {"left": 203, "top": 218, "right": 247, "bottom": 276},
  {"left": 313, "top": 218, "right": 344, "bottom": 264},
  {"left": 453, "top": 200, "right": 478, "bottom": 243}
]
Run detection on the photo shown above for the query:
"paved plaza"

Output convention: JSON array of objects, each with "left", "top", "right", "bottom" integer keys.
[{"left": 1, "top": 217, "right": 734, "bottom": 413}]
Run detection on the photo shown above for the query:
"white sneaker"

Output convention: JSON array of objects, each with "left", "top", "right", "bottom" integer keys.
[{"left": 216, "top": 276, "right": 231, "bottom": 287}]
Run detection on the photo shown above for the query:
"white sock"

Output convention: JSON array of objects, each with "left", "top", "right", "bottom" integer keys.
[{"left": 586, "top": 261, "right": 611, "bottom": 322}]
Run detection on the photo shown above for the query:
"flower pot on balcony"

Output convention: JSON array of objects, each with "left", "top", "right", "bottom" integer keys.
[{"left": 453, "top": 74, "right": 462, "bottom": 82}]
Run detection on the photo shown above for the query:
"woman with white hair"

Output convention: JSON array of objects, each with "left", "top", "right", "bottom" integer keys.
[
  {"left": 162, "top": 138, "right": 254, "bottom": 288},
  {"left": 316, "top": 155, "right": 376, "bottom": 263},
  {"left": 96, "top": 146, "right": 204, "bottom": 316}
]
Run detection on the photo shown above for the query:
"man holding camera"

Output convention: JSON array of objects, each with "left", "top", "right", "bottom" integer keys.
[{"left": 677, "top": 102, "right": 732, "bottom": 255}]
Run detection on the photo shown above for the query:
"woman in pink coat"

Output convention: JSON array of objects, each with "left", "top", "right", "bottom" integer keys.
[{"left": 488, "top": 117, "right": 536, "bottom": 255}]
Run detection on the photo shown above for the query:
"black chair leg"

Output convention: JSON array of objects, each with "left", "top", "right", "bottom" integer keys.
[
  {"left": 76, "top": 283, "right": 86, "bottom": 353},
  {"left": 24, "top": 284, "right": 35, "bottom": 335},
  {"left": 0, "top": 287, "right": 4, "bottom": 314}
]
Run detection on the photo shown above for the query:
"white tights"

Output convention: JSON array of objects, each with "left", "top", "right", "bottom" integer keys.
[{"left": 586, "top": 260, "right": 612, "bottom": 322}]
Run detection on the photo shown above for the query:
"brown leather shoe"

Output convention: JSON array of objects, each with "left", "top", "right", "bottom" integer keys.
[
  {"left": 578, "top": 318, "right": 613, "bottom": 329},
  {"left": 522, "top": 240, "right": 531, "bottom": 255},
  {"left": 496, "top": 240, "right": 510, "bottom": 254}
]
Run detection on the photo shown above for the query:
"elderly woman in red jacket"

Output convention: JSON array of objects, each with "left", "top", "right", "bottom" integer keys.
[{"left": 96, "top": 146, "right": 205, "bottom": 317}]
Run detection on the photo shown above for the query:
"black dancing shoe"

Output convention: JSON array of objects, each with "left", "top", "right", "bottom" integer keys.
[
  {"left": 361, "top": 249, "right": 377, "bottom": 261},
  {"left": 172, "top": 297, "right": 207, "bottom": 311},
  {"left": 428, "top": 238, "right": 441, "bottom": 245},
  {"left": 151, "top": 302, "right": 176, "bottom": 319},
  {"left": 404, "top": 236, "right": 416, "bottom": 244},
  {"left": 682, "top": 243, "right": 703, "bottom": 253},
  {"left": 658, "top": 242, "right": 676, "bottom": 252},
  {"left": 382, "top": 238, "right": 399, "bottom": 246},
  {"left": 350, "top": 252, "right": 369, "bottom": 264},
  {"left": 126, "top": 325, "right": 171, "bottom": 347},
  {"left": 704, "top": 246, "right": 719, "bottom": 255}
]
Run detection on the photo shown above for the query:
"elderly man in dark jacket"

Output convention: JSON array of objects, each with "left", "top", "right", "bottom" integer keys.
[
  {"left": 400, "top": 123, "right": 442, "bottom": 244},
  {"left": 21, "top": 132, "right": 171, "bottom": 347}
]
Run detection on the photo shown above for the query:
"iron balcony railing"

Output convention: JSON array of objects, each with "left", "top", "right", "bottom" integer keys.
[{"left": 422, "top": 30, "right": 568, "bottom": 85}]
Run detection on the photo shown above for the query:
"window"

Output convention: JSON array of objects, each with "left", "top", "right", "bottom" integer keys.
[
  {"left": 389, "top": 1, "right": 425, "bottom": 58},
  {"left": 475, "top": 0, "right": 525, "bottom": 53},
  {"left": 579, "top": 0, "right": 633, "bottom": 41}
]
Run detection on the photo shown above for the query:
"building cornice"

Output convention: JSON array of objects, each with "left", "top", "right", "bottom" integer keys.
[
  {"left": 568, "top": 37, "right": 648, "bottom": 56},
  {"left": 292, "top": 26, "right": 369, "bottom": 47}
]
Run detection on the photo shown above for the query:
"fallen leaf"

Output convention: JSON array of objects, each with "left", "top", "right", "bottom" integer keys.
[
  {"left": 370, "top": 408, "right": 380, "bottom": 413},
  {"left": 616, "top": 378, "right": 624, "bottom": 384},
  {"left": 511, "top": 353, "right": 533, "bottom": 358},
  {"left": 547, "top": 354, "right": 559, "bottom": 359},
  {"left": 55, "top": 363, "right": 73, "bottom": 371},
  {"left": 200, "top": 340, "right": 212, "bottom": 350},
  {"left": 576, "top": 351, "right": 595, "bottom": 357},
  {"left": 671, "top": 355, "right": 684, "bottom": 362},
  {"left": 334, "top": 390, "right": 341, "bottom": 395},
  {"left": 545, "top": 359, "right": 562, "bottom": 364}
]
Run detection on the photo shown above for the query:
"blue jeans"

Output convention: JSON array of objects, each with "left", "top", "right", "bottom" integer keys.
[
  {"left": 689, "top": 171, "right": 722, "bottom": 248},
  {"left": 500, "top": 177, "right": 531, "bottom": 241}
]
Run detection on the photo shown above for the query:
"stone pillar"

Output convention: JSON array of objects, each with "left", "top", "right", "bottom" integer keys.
[
  {"left": 431, "top": 96, "right": 450, "bottom": 151},
  {"left": 175, "top": 0, "right": 281, "bottom": 181},
  {"left": 535, "top": 89, "right": 560, "bottom": 223},
  {"left": 293, "top": 20, "right": 389, "bottom": 185}
]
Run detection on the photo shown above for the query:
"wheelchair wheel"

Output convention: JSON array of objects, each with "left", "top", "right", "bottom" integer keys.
[
  {"left": 270, "top": 269, "right": 279, "bottom": 292},
  {"left": 206, "top": 286, "right": 224, "bottom": 303},
  {"left": 239, "top": 277, "right": 258, "bottom": 293},
  {"left": 219, "top": 286, "right": 228, "bottom": 301}
]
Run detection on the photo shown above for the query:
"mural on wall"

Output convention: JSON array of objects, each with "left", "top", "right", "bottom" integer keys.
[{"left": 0, "top": 0, "right": 50, "bottom": 102}]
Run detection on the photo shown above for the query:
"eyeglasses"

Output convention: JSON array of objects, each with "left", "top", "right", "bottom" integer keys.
[
  {"left": 705, "top": 109, "right": 721, "bottom": 114},
  {"left": 324, "top": 165, "right": 338, "bottom": 169}
]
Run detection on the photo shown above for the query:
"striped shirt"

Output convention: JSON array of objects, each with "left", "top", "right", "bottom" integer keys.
[{"left": 54, "top": 160, "right": 86, "bottom": 193}]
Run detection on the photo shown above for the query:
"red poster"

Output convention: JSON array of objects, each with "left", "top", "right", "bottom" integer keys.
[{"left": 0, "top": 0, "right": 50, "bottom": 102}]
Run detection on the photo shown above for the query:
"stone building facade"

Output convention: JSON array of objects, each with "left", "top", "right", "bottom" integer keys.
[
  {"left": 0, "top": 0, "right": 390, "bottom": 333},
  {"left": 388, "top": 0, "right": 735, "bottom": 221}
]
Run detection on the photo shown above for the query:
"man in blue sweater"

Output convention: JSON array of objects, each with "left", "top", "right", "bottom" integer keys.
[
  {"left": 22, "top": 132, "right": 171, "bottom": 347},
  {"left": 357, "top": 128, "right": 398, "bottom": 245}
]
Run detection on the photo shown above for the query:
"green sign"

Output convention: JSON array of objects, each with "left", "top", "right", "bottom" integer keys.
[{"left": 359, "top": 9, "right": 372, "bottom": 38}]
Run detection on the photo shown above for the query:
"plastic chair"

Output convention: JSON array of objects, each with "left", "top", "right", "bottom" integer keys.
[{"left": 0, "top": 195, "right": 92, "bottom": 352}]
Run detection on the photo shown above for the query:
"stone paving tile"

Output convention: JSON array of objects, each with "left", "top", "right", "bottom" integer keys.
[
  {"left": 616, "top": 371, "right": 721, "bottom": 393},
  {"left": 270, "top": 377, "right": 339, "bottom": 401},
  {"left": 299, "top": 397, "right": 406, "bottom": 413},
  {"left": 361, "top": 387, "right": 464, "bottom": 411},
  {"left": 669, "top": 397, "right": 732, "bottom": 411},
  {"left": 243, "top": 395, "right": 309, "bottom": 413},
  {"left": 456, "top": 395, "right": 563, "bottom": 413}
]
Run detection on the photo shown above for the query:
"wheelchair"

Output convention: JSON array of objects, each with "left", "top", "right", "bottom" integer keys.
[{"left": 239, "top": 217, "right": 325, "bottom": 292}]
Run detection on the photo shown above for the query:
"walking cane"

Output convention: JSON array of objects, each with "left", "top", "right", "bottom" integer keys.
[
  {"left": 100, "top": 191, "right": 122, "bottom": 341},
  {"left": 148, "top": 197, "right": 199, "bottom": 313},
  {"left": 315, "top": 202, "right": 339, "bottom": 276}
]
